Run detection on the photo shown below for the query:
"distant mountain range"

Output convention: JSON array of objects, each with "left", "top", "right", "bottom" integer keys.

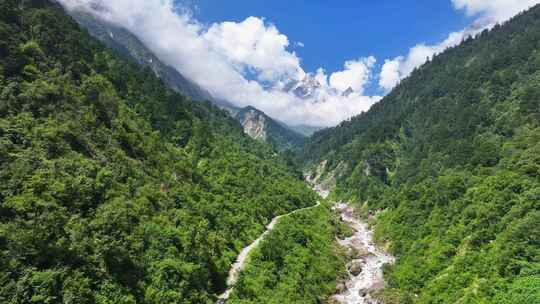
[
  {"left": 284, "top": 74, "right": 354, "bottom": 100},
  {"left": 69, "top": 10, "right": 308, "bottom": 150},
  {"left": 287, "top": 124, "right": 323, "bottom": 137},
  {"left": 284, "top": 75, "right": 323, "bottom": 99}
]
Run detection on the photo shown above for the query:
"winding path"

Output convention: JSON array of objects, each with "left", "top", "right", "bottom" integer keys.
[
  {"left": 217, "top": 200, "right": 322, "bottom": 302},
  {"left": 217, "top": 179, "right": 393, "bottom": 304}
]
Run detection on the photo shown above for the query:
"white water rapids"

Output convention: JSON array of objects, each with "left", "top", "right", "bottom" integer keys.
[
  {"left": 217, "top": 181, "right": 393, "bottom": 304},
  {"left": 331, "top": 203, "right": 395, "bottom": 304}
]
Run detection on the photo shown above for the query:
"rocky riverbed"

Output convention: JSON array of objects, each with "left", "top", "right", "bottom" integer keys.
[{"left": 331, "top": 203, "right": 395, "bottom": 304}]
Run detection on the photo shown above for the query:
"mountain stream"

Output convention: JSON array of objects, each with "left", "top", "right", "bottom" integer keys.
[
  {"left": 331, "top": 203, "right": 395, "bottom": 304},
  {"left": 218, "top": 181, "right": 393, "bottom": 304}
]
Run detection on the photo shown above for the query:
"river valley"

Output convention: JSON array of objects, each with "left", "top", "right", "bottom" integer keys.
[
  {"left": 331, "top": 203, "right": 394, "bottom": 304},
  {"left": 218, "top": 182, "right": 393, "bottom": 304}
]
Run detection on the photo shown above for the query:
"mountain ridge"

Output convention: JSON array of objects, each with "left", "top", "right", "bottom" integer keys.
[
  {"left": 235, "top": 106, "right": 305, "bottom": 151},
  {"left": 68, "top": 10, "right": 215, "bottom": 103},
  {"left": 301, "top": 5, "right": 540, "bottom": 303},
  {"left": 68, "top": 10, "right": 307, "bottom": 150}
]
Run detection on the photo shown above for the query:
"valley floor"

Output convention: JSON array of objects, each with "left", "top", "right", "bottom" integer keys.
[
  {"left": 331, "top": 203, "right": 394, "bottom": 304},
  {"left": 223, "top": 181, "right": 394, "bottom": 304}
]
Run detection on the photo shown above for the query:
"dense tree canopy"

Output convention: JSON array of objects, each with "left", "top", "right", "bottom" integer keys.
[
  {"left": 0, "top": 1, "right": 317, "bottom": 303},
  {"left": 3, "top": 1, "right": 540, "bottom": 303},
  {"left": 229, "top": 204, "right": 346, "bottom": 304},
  {"left": 301, "top": 5, "right": 540, "bottom": 304}
]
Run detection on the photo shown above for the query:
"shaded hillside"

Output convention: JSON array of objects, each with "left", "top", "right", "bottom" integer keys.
[
  {"left": 69, "top": 11, "right": 305, "bottom": 152},
  {"left": 68, "top": 10, "right": 214, "bottom": 103},
  {"left": 235, "top": 106, "right": 305, "bottom": 151},
  {"left": 302, "top": 5, "right": 540, "bottom": 304},
  {"left": 0, "top": 1, "right": 317, "bottom": 303},
  {"left": 288, "top": 123, "right": 323, "bottom": 137}
]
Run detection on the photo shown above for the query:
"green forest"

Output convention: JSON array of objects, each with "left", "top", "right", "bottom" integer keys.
[
  {"left": 302, "top": 5, "right": 540, "bottom": 304},
  {"left": 0, "top": 1, "right": 320, "bottom": 303},
  {"left": 229, "top": 204, "right": 345, "bottom": 303},
  {"left": 1, "top": 0, "right": 540, "bottom": 303}
]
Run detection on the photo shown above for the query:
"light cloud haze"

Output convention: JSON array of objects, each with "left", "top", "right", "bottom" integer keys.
[
  {"left": 329, "top": 57, "right": 376, "bottom": 94},
  {"left": 57, "top": 0, "right": 539, "bottom": 127},
  {"left": 57, "top": 0, "right": 381, "bottom": 127},
  {"left": 379, "top": 0, "right": 540, "bottom": 91}
]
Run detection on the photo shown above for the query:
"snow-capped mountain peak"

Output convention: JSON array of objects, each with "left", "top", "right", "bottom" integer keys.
[{"left": 286, "top": 75, "right": 322, "bottom": 99}]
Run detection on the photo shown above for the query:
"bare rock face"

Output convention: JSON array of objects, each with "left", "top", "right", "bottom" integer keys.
[
  {"left": 335, "top": 282, "right": 347, "bottom": 293},
  {"left": 286, "top": 74, "right": 322, "bottom": 99},
  {"left": 234, "top": 106, "right": 306, "bottom": 151},
  {"left": 348, "top": 260, "right": 363, "bottom": 276},
  {"left": 238, "top": 108, "right": 268, "bottom": 141}
]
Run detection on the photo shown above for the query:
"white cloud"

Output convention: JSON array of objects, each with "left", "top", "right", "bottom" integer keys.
[
  {"left": 58, "top": 0, "right": 380, "bottom": 127},
  {"left": 452, "top": 0, "right": 539, "bottom": 22},
  {"left": 203, "top": 17, "right": 305, "bottom": 83},
  {"left": 378, "top": 30, "right": 471, "bottom": 91},
  {"left": 379, "top": 0, "right": 540, "bottom": 91},
  {"left": 314, "top": 68, "right": 329, "bottom": 88},
  {"left": 329, "top": 57, "right": 376, "bottom": 94},
  {"left": 378, "top": 57, "right": 402, "bottom": 91}
]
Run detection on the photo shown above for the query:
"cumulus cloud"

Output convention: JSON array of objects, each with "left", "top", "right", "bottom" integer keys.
[
  {"left": 452, "top": 0, "right": 539, "bottom": 22},
  {"left": 203, "top": 17, "right": 305, "bottom": 83},
  {"left": 314, "top": 68, "right": 329, "bottom": 88},
  {"left": 378, "top": 30, "right": 473, "bottom": 91},
  {"left": 378, "top": 57, "right": 402, "bottom": 91},
  {"left": 379, "top": 0, "right": 540, "bottom": 91},
  {"left": 329, "top": 57, "right": 376, "bottom": 94},
  {"left": 57, "top": 0, "right": 380, "bottom": 127}
]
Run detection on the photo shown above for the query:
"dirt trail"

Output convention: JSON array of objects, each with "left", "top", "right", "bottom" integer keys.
[
  {"left": 218, "top": 179, "right": 392, "bottom": 304},
  {"left": 217, "top": 201, "right": 321, "bottom": 302}
]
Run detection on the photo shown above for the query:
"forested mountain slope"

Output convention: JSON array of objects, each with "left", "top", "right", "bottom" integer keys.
[
  {"left": 235, "top": 106, "right": 305, "bottom": 152},
  {"left": 67, "top": 10, "right": 215, "bottom": 105},
  {"left": 66, "top": 10, "right": 306, "bottom": 152},
  {"left": 0, "top": 1, "right": 317, "bottom": 303},
  {"left": 302, "top": 5, "right": 540, "bottom": 304}
]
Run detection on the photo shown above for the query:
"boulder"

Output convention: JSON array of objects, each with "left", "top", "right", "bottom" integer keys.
[
  {"left": 335, "top": 282, "right": 347, "bottom": 293},
  {"left": 347, "top": 246, "right": 370, "bottom": 259},
  {"left": 345, "top": 247, "right": 358, "bottom": 259},
  {"left": 348, "top": 260, "right": 363, "bottom": 276},
  {"left": 327, "top": 298, "right": 342, "bottom": 304}
]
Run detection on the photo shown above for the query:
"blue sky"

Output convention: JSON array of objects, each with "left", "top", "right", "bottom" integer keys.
[
  {"left": 189, "top": 0, "right": 474, "bottom": 95},
  {"left": 61, "top": 0, "right": 539, "bottom": 126}
]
